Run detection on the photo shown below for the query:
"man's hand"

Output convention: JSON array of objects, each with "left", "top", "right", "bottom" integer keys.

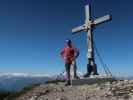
[
  {"left": 63, "top": 57, "right": 67, "bottom": 61},
  {"left": 71, "top": 57, "right": 76, "bottom": 62}
]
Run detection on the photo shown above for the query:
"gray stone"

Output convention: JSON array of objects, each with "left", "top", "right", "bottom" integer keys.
[{"left": 71, "top": 77, "right": 114, "bottom": 85}]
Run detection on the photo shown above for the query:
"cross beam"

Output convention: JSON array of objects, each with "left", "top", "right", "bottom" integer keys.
[
  {"left": 72, "top": 15, "right": 111, "bottom": 33},
  {"left": 72, "top": 2, "right": 111, "bottom": 76}
]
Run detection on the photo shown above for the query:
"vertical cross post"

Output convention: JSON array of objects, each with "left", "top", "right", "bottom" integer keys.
[{"left": 85, "top": 3, "right": 98, "bottom": 76}]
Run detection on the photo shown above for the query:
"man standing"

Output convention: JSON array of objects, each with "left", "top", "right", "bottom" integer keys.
[{"left": 60, "top": 39, "right": 79, "bottom": 86}]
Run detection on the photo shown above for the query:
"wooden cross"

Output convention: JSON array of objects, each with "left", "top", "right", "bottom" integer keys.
[{"left": 72, "top": 1, "right": 111, "bottom": 76}]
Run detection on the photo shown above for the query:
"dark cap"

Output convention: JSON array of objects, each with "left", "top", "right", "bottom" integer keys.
[{"left": 65, "top": 39, "right": 72, "bottom": 44}]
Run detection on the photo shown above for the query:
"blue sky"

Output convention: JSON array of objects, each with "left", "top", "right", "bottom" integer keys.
[{"left": 0, "top": 0, "right": 132, "bottom": 76}]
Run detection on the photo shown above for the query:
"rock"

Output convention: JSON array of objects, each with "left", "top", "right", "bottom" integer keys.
[
  {"left": 15, "top": 80, "right": 133, "bottom": 100},
  {"left": 56, "top": 96, "right": 67, "bottom": 100},
  {"left": 129, "top": 80, "right": 133, "bottom": 84},
  {"left": 28, "top": 96, "right": 37, "bottom": 100}
]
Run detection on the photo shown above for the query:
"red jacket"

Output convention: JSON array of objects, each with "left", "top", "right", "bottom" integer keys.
[{"left": 60, "top": 46, "right": 79, "bottom": 64}]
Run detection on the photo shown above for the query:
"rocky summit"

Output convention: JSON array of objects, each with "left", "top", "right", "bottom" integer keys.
[{"left": 15, "top": 80, "right": 133, "bottom": 100}]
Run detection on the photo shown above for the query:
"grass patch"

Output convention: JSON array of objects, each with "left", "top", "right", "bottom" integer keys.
[{"left": 45, "top": 79, "right": 65, "bottom": 84}]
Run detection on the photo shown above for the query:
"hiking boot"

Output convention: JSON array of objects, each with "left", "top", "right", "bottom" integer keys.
[
  {"left": 65, "top": 81, "right": 71, "bottom": 86},
  {"left": 83, "top": 73, "right": 90, "bottom": 78},
  {"left": 74, "top": 76, "right": 80, "bottom": 80},
  {"left": 93, "top": 73, "right": 99, "bottom": 75}
]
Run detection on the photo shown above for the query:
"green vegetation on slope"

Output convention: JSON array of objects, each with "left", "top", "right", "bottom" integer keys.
[{"left": 0, "top": 84, "right": 40, "bottom": 100}]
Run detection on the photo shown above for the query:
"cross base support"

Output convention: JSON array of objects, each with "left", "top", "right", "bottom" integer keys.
[
  {"left": 84, "top": 58, "right": 99, "bottom": 77},
  {"left": 71, "top": 76, "right": 115, "bottom": 86}
]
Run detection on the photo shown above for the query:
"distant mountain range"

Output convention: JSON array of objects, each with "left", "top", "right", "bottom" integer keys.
[
  {"left": 0, "top": 73, "right": 133, "bottom": 92},
  {"left": 0, "top": 73, "right": 54, "bottom": 92}
]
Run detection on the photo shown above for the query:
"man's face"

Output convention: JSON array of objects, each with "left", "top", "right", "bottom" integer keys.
[{"left": 66, "top": 42, "right": 72, "bottom": 47}]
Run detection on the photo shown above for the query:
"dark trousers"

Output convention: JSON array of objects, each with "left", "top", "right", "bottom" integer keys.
[
  {"left": 73, "top": 61, "right": 78, "bottom": 78},
  {"left": 65, "top": 61, "right": 78, "bottom": 83},
  {"left": 65, "top": 63, "right": 71, "bottom": 83}
]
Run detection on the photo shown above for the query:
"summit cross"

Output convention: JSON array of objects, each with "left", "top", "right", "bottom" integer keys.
[{"left": 72, "top": 0, "right": 112, "bottom": 76}]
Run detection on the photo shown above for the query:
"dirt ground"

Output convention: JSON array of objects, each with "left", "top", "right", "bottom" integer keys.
[{"left": 16, "top": 80, "right": 133, "bottom": 100}]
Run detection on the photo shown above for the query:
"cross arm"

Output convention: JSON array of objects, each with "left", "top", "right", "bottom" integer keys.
[
  {"left": 72, "top": 24, "right": 86, "bottom": 34},
  {"left": 93, "top": 15, "right": 112, "bottom": 25}
]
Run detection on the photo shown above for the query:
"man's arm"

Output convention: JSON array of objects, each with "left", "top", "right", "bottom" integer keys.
[{"left": 60, "top": 48, "right": 65, "bottom": 59}]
